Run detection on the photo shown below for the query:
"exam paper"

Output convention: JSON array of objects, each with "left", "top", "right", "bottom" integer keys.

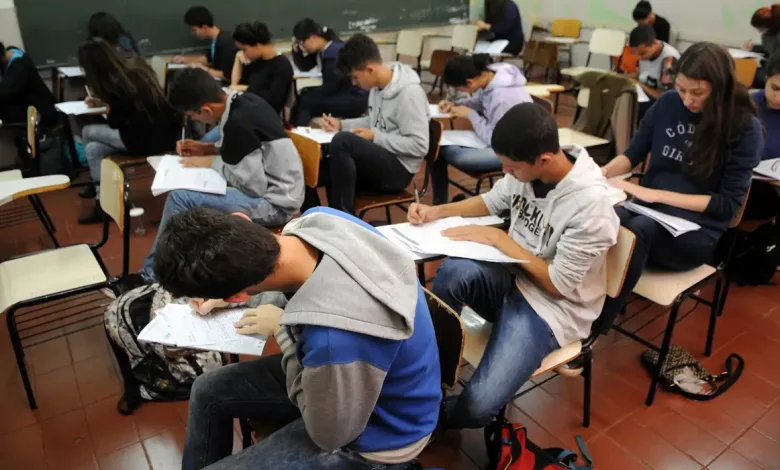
[
  {"left": 150, "top": 155, "right": 227, "bottom": 197},
  {"left": 290, "top": 127, "right": 337, "bottom": 144},
  {"left": 474, "top": 40, "right": 510, "bottom": 55},
  {"left": 753, "top": 158, "right": 780, "bottom": 181},
  {"left": 635, "top": 84, "right": 650, "bottom": 103},
  {"left": 429, "top": 104, "right": 452, "bottom": 119},
  {"left": 55, "top": 101, "right": 106, "bottom": 115},
  {"left": 622, "top": 201, "right": 700, "bottom": 237},
  {"left": 440, "top": 130, "right": 489, "bottom": 149}
]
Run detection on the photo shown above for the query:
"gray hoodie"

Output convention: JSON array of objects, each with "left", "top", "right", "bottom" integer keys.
[
  {"left": 482, "top": 146, "right": 620, "bottom": 346},
  {"left": 457, "top": 63, "right": 533, "bottom": 144},
  {"left": 341, "top": 62, "right": 430, "bottom": 173}
]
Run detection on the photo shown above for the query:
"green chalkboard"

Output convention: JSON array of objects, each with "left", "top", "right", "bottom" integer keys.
[{"left": 16, "top": 0, "right": 470, "bottom": 66}]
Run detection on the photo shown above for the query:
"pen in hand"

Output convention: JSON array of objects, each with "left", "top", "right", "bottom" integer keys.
[{"left": 413, "top": 181, "right": 421, "bottom": 206}]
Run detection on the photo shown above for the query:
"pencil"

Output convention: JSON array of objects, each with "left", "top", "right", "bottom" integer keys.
[{"left": 413, "top": 181, "right": 420, "bottom": 206}]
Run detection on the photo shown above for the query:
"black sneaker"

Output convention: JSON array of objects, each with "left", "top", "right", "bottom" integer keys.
[
  {"left": 555, "top": 356, "right": 586, "bottom": 377},
  {"left": 78, "top": 184, "right": 96, "bottom": 199},
  {"left": 116, "top": 273, "right": 148, "bottom": 295},
  {"left": 78, "top": 204, "right": 106, "bottom": 225}
]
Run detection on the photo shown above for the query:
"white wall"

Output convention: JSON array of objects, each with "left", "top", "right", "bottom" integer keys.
[{"left": 0, "top": 0, "right": 23, "bottom": 49}]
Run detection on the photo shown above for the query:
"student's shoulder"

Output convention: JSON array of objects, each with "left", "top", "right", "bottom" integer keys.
[
  {"left": 272, "top": 55, "right": 294, "bottom": 72},
  {"left": 299, "top": 325, "right": 397, "bottom": 369}
]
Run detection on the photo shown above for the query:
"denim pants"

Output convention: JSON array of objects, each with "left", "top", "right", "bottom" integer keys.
[
  {"left": 431, "top": 145, "right": 502, "bottom": 205},
  {"left": 184, "top": 354, "right": 417, "bottom": 470},
  {"left": 83, "top": 123, "right": 126, "bottom": 194},
  {"left": 140, "top": 188, "right": 291, "bottom": 282},
  {"left": 432, "top": 258, "right": 559, "bottom": 429}
]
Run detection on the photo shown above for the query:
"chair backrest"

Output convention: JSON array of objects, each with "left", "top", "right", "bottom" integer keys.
[
  {"left": 589, "top": 29, "right": 626, "bottom": 57},
  {"left": 423, "top": 287, "right": 465, "bottom": 389},
  {"left": 532, "top": 95, "right": 553, "bottom": 113},
  {"left": 731, "top": 184, "right": 752, "bottom": 228},
  {"left": 26, "top": 106, "right": 38, "bottom": 160},
  {"left": 451, "top": 25, "right": 478, "bottom": 52},
  {"left": 418, "top": 119, "right": 444, "bottom": 196},
  {"left": 734, "top": 58, "right": 758, "bottom": 88},
  {"left": 429, "top": 49, "right": 458, "bottom": 76},
  {"left": 99, "top": 158, "right": 127, "bottom": 233},
  {"left": 150, "top": 56, "right": 169, "bottom": 90},
  {"left": 606, "top": 227, "right": 637, "bottom": 298},
  {"left": 286, "top": 130, "right": 323, "bottom": 188},
  {"left": 550, "top": 18, "right": 581, "bottom": 38},
  {"left": 396, "top": 30, "right": 424, "bottom": 58}
]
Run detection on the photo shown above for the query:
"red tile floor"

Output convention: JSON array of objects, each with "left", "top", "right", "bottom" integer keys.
[{"left": 1, "top": 96, "right": 780, "bottom": 469}]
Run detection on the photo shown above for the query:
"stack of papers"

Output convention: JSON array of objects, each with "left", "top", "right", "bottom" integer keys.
[
  {"left": 474, "top": 40, "right": 510, "bottom": 55},
  {"left": 150, "top": 155, "right": 227, "bottom": 197},
  {"left": 440, "top": 130, "right": 489, "bottom": 149},
  {"left": 378, "top": 216, "right": 526, "bottom": 263},
  {"left": 290, "top": 127, "right": 337, "bottom": 144},
  {"left": 622, "top": 201, "right": 700, "bottom": 237},
  {"left": 55, "top": 101, "right": 106, "bottom": 115},
  {"left": 753, "top": 158, "right": 780, "bottom": 181},
  {"left": 138, "top": 304, "right": 267, "bottom": 356}
]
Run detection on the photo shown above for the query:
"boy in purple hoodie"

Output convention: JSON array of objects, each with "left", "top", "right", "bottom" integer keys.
[{"left": 433, "top": 55, "right": 532, "bottom": 204}]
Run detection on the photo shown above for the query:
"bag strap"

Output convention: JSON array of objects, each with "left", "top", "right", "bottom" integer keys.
[{"left": 675, "top": 354, "right": 745, "bottom": 401}]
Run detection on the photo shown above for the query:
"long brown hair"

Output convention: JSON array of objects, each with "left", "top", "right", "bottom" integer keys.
[
  {"left": 78, "top": 39, "right": 169, "bottom": 119},
  {"left": 675, "top": 42, "right": 758, "bottom": 182},
  {"left": 751, "top": 4, "right": 780, "bottom": 34}
]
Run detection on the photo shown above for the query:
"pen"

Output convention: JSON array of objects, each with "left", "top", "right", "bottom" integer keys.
[
  {"left": 181, "top": 126, "right": 186, "bottom": 145},
  {"left": 413, "top": 181, "right": 420, "bottom": 206},
  {"left": 84, "top": 85, "right": 92, "bottom": 98}
]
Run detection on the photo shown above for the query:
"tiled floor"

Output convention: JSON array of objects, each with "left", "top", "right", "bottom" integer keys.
[{"left": 1, "top": 93, "right": 779, "bottom": 469}]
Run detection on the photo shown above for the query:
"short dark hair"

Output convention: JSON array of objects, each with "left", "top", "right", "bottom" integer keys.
[
  {"left": 293, "top": 18, "right": 339, "bottom": 42},
  {"left": 629, "top": 25, "right": 657, "bottom": 47},
  {"left": 337, "top": 33, "right": 382, "bottom": 73},
  {"left": 184, "top": 6, "right": 214, "bottom": 27},
  {"left": 632, "top": 0, "right": 652, "bottom": 21},
  {"left": 491, "top": 103, "right": 560, "bottom": 163},
  {"left": 443, "top": 54, "right": 493, "bottom": 87},
  {"left": 233, "top": 22, "right": 272, "bottom": 45},
  {"left": 767, "top": 51, "right": 780, "bottom": 78},
  {"left": 153, "top": 208, "right": 281, "bottom": 299},
  {"left": 168, "top": 68, "right": 225, "bottom": 112}
]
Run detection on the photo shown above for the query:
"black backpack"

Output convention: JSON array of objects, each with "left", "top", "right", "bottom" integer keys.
[{"left": 723, "top": 222, "right": 779, "bottom": 286}]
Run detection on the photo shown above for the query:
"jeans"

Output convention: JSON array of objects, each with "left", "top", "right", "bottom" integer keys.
[
  {"left": 140, "top": 188, "right": 291, "bottom": 282},
  {"left": 432, "top": 258, "right": 559, "bottom": 429},
  {"left": 320, "top": 132, "right": 414, "bottom": 215},
  {"left": 83, "top": 124, "right": 126, "bottom": 194},
  {"left": 185, "top": 355, "right": 416, "bottom": 470},
  {"left": 201, "top": 126, "right": 221, "bottom": 144},
  {"left": 431, "top": 145, "right": 502, "bottom": 205},
  {"left": 291, "top": 86, "right": 368, "bottom": 126}
]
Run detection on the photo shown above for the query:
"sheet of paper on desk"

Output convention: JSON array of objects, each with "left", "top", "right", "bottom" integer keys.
[
  {"left": 728, "top": 48, "right": 764, "bottom": 60},
  {"left": 150, "top": 155, "right": 227, "bottom": 197},
  {"left": 290, "top": 127, "right": 336, "bottom": 144},
  {"left": 294, "top": 70, "right": 323, "bottom": 79},
  {"left": 440, "top": 130, "right": 489, "bottom": 149},
  {"left": 58, "top": 66, "right": 84, "bottom": 77},
  {"left": 474, "top": 40, "right": 509, "bottom": 55},
  {"left": 429, "top": 104, "right": 452, "bottom": 119},
  {"left": 635, "top": 84, "right": 650, "bottom": 103},
  {"left": 55, "top": 101, "right": 106, "bottom": 115},
  {"left": 622, "top": 201, "right": 700, "bottom": 237},
  {"left": 753, "top": 158, "right": 780, "bottom": 181}
]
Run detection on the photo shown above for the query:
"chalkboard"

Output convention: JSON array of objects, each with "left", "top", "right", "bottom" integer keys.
[{"left": 16, "top": 0, "right": 470, "bottom": 66}]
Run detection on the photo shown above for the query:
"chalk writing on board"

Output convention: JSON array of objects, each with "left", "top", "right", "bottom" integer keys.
[{"left": 349, "top": 18, "right": 380, "bottom": 32}]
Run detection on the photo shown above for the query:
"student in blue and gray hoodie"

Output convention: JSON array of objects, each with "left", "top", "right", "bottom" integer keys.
[
  {"left": 152, "top": 207, "right": 441, "bottom": 470},
  {"left": 602, "top": 42, "right": 764, "bottom": 318},
  {"left": 433, "top": 54, "right": 532, "bottom": 204}
]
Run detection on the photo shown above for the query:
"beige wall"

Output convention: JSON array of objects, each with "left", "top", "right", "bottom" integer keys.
[{"left": 0, "top": 0, "right": 23, "bottom": 49}]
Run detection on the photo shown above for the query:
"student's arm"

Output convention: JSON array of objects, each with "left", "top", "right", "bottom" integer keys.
[
  {"left": 639, "top": 82, "right": 664, "bottom": 100},
  {"left": 373, "top": 87, "right": 430, "bottom": 157},
  {"left": 467, "top": 97, "right": 515, "bottom": 144},
  {"left": 455, "top": 93, "right": 484, "bottom": 112},
  {"left": 292, "top": 48, "right": 318, "bottom": 72},
  {"left": 603, "top": 95, "right": 659, "bottom": 177},
  {"left": 0, "top": 60, "right": 29, "bottom": 100},
  {"left": 489, "top": 2, "right": 519, "bottom": 36},
  {"left": 340, "top": 115, "right": 371, "bottom": 130},
  {"left": 318, "top": 54, "right": 343, "bottom": 96},
  {"left": 214, "top": 116, "right": 269, "bottom": 196},
  {"left": 174, "top": 54, "right": 208, "bottom": 64},
  {"left": 231, "top": 53, "right": 244, "bottom": 86}
]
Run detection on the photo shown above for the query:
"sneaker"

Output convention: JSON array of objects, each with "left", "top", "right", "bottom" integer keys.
[
  {"left": 555, "top": 356, "right": 585, "bottom": 377},
  {"left": 116, "top": 273, "right": 148, "bottom": 295},
  {"left": 78, "top": 184, "right": 96, "bottom": 199}
]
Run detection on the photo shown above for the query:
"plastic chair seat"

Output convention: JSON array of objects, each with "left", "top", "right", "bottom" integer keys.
[
  {"left": 633, "top": 265, "right": 717, "bottom": 307},
  {"left": 0, "top": 244, "right": 107, "bottom": 313},
  {"left": 560, "top": 66, "right": 604, "bottom": 77}
]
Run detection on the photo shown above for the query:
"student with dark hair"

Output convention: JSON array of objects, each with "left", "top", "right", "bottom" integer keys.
[
  {"left": 139, "top": 68, "right": 304, "bottom": 282},
  {"left": 628, "top": 24, "right": 680, "bottom": 119},
  {"left": 0, "top": 42, "right": 57, "bottom": 129},
  {"left": 745, "top": 5, "right": 780, "bottom": 88},
  {"left": 317, "top": 34, "right": 428, "bottom": 215},
  {"left": 77, "top": 39, "right": 180, "bottom": 223},
  {"left": 153, "top": 206, "right": 441, "bottom": 469},
  {"left": 290, "top": 18, "right": 367, "bottom": 126},
  {"left": 408, "top": 103, "right": 619, "bottom": 429},
  {"left": 87, "top": 12, "right": 139, "bottom": 57},
  {"left": 476, "top": 0, "right": 525, "bottom": 55},
  {"left": 172, "top": 6, "right": 238, "bottom": 82},
  {"left": 632, "top": 1, "right": 671, "bottom": 43},
  {"left": 602, "top": 43, "right": 764, "bottom": 318},
  {"left": 432, "top": 54, "right": 532, "bottom": 204}
]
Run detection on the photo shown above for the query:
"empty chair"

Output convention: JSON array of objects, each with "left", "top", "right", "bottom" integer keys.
[
  {"left": 395, "top": 30, "right": 425, "bottom": 74},
  {"left": 560, "top": 28, "right": 627, "bottom": 78}
]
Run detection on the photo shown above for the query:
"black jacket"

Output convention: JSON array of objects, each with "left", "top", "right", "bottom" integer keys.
[
  {"left": 0, "top": 48, "right": 57, "bottom": 129},
  {"left": 242, "top": 55, "right": 294, "bottom": 114}
]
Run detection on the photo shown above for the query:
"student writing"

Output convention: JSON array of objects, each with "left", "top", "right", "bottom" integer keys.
[
  {"left": 476, "top": 0, "right": 525, "bottom": 55},
  {"left": 173, "top": 6, "right": 238, "bottom": 82},
  {"left": 628, "top": 24, "right": 680, "bottom": 119},
  {"left": 432, "top": 54, "right": 532, "bottom": 205},
  {"left": 745, "top": 4, "right": 780, "bottom": 88},
  {"left": 87, "top": 12, "right": 140, "bottom": 57},
  {"left": 632, "top": 1, "right": 671, "bottom": 44}
]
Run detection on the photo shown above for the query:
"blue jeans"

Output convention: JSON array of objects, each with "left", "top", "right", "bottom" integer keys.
[
  {"left": 185, "top": 355, "right": 416, "bottom": 470},
  {"left": 83, "top": 124, "right": 127, "bottom": 196},
  {"left": 140, "top": 188, "right": 291, "bottom": 282},
  {"left": 432, "top": 258, "right": 559, "bottom": 428},
  {"left": 431, "top": 145, "right": 502, "bottom": 205},
  {"left": 201, "top": 126, "right": 221, "bottom": 143}
]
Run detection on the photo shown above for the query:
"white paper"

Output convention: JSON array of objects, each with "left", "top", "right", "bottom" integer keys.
[
  {"left": 635, "top": 84, "right": 650, "bottom": 103},
  {"left": 55, "top": 101, "right": 106, "bottom": 116},
  {"left": 290, "top": 127, "right": 337, "bottom": 144},
  {"left": 58, "top": 66, "right": 84, "bottom": 77},
  {"left": 622, "top": 201, "right": 700, "bottom": 237},
  {"left": 440, "top": 130, "right": 489, "bottom": 149},
  {"left": 167, "top": 63, "right": 188, "bottom": 70},
  {"left": 728, "top": 48, "right": 764, "bottom": 60},
  {"left": 474, "top": 40, "right": 509, "bottom": 55},
  {"left": 429, "top": 104, "right": 452, "bottom": 119},
  {"left": 294, "top": 70, "right": 323, "bottom": 79},
  {"left": 753, "top": 158, "right": 780, "bottom": 181},
  {"left": 150, "top": 155, "right": 227, "bottom": 197}
]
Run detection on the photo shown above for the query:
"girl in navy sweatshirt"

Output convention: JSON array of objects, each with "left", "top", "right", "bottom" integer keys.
[
  {"left": 290, "top": 18, "right": 368, "bottom": 126},
  {"left": 602, "top": 42, "right": 764, "bottom": 317},
  {"left": 476, "top": 0, "right": 525, "bottom": 55}
]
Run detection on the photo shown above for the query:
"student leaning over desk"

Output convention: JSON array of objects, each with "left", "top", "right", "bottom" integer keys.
[
  {"left": 173, "top": 6, "right": 238, "bottom": 83},
  {"left": 601, "top": 43, "right": 764, "bottom": 320},
  {"left": 87, "top": 12, "right": 140, "bottom": 57}
]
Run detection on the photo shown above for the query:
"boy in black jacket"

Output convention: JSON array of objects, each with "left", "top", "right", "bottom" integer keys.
[{"left": 0, "top": 43, "right": 57, "bottom": 129}]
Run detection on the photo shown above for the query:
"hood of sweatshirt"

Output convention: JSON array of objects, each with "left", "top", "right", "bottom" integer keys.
[
  {"left": 280, "top": 209, "right": 419, "bottom": 340},
  {"left": 486, "top": 62, "right": 527, "bottom": 91},
  {"left": 379, "top": 62, "right": 423, "bottom": 100}
]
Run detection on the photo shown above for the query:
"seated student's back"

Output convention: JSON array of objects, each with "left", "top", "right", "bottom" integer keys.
[
  {"left": 0, "top": 43, "right": 57, "bottom": 128},
  {"left": 88, "top": 12, "right": 140, "bottom": 57},
  {"left": 633, "top": 1, "right": 671, "bottom": 43}
]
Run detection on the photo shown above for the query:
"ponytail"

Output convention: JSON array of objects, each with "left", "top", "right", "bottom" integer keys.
[
  {"left": 293, "top": 18, "right": 339, "bottom": 42},
  {"left": 443, "top": 54, "right": 493, "bottom": 87}
]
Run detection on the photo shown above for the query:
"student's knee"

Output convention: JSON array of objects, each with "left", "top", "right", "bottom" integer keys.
[
  {"left": 622, "top": 214, "right": 661, "bottom": 243},
  {"left": 189, "top": 369, "right": 223, "bottom": 408},
  {"left": 81, "top": 124, "right": 100, "bottom": 142},
  {"left": 329, "top": 131, "right": 358, "bottom": 152},
  {"left": 164, "top": 190, "right": 200, "bottom": 212},
  {"left": 432, "top": 258, "right": 486, "bottom": 303}
]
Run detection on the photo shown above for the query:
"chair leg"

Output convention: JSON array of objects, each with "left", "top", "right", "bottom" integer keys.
[
  {"left": 705, "top": 277, "right": 723, "bottom": 357},
  {"left": 717, "top": 279, "right": 731, "bottom": 318},
  {"left": 240, "top": 418, "right": 253, "bottom": 449},
  {"left": 29, "top": 195, "right": 59, "bottom": 247},
  {"left": 430, "top": 76, "right": 439, "bottom": 94},
  {"left": 6, "top": 308, "right": 36, "bottom": 409},
  {"left": 384, "top": 206, "right": 392, "bottom": 224},
  {"left": 582, "top": 349, "right": 592, "bottom": 428},
  {"left": 417, "top": 262, "right": 426, "bottom": 285},
  {"left": 646, "top": 298, "right": 683, "bottom": 406}
]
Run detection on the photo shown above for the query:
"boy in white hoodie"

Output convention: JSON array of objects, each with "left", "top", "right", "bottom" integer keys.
[
  {"left": 320, "top": 34, "right": 430, "bottom": 215},
  {"left": 408, "top": 103, "right": 620, "bottom": 429}
]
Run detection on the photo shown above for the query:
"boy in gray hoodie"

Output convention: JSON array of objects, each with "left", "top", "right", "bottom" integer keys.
[
  {"left": 408, "top": 103, "right": 620, "bottom": 429},
  {"left": 318, "top": 34, "right": 430, "bottom": 214}
]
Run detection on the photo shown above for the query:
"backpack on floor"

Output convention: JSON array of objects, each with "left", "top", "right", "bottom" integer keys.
[
  {"left": 104, "top": 284, "right": 225, "bottom": 414},
  {"left": 722, "top": 222, "right": 779, "bottom": 286},
  {"left": 485, "top": 419, "right": 593, "bottom": 470}
]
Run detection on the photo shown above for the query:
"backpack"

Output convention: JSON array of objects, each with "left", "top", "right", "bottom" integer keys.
[
  {"left": 722, "top": 222, "right": 779, "bottom": 286},
  {"left": 485, "top": 419, "right": 593, "bottom": 470},
  {"left": 104, "top": 284, "right": 225, "bottom": 414}
]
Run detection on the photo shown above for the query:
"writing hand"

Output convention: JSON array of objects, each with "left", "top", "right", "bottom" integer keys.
[
  {"left": 189, "top": 298, "right": 229, "bottom": 316},
  {"left": 180, "top": 156, "right": 214, "bottom": 168},
  {"left": 438, "top": 100, "right": 454, "bottom": 112},
  {"left": 610, "top": 180, "right": 660, "bottom": 204},
  {"left": 234, "top": 304, "right": 284, "bottom": 337},
  {"left": 407, "top": 203, "right": 440, "bottom": 225},
  {"left": 450, "top": 106, "right": 473, "bottom": 119},
  {"left": 177, "top": 139, "right": 207, "bottom": 156},
  {"left": 320, "top": 114, "right": 342, "bottom": 132}
]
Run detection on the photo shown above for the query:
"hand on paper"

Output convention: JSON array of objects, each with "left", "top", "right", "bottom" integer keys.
[
  {"left": 408, "top": 203, "right": 441, "bottom": 225},
  {"left": 441, "top": 224, "right": 508, "bottom": 247},
  {"left": 438, "top": 100, "right": 455, "bottom": 112},
  {"left": 189, "top": 298, "right": 229, "bottom": 316},
  {"left": 234, "top": 304, "right": 283, "bottom": 337},
  {"left": 320, "top": 114, "right": 342, "bottom": 132},
  {"left": 743, "top": 41, "right": 753, "bottom": 51},
  {"left": 450, "top": 106, "right": 473, "bottom": 119},
  {"left": 351, "top": 128, "right": 376, "bottom": 141},
  {"left": 84, "top": 96, "right": 103, "bottom": 108},
  {"left": 177, "top": 139, "right": 209, "bottom": 156},
  {"left": 476, "top": 20, "right": 490, "bottom": 31},
  {"left": 172, "top": 55, "right": 187, "bottom": 64},
  {"left": 181, "top": 156, "right": 215, "bottom": 168},
  {"left": 610, "top": 179, "right": 660, "bottom": 204}
]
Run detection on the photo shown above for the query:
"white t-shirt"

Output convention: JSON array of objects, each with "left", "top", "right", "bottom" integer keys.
[{"left": 638, "top": 42, "right": 680, "bottom": 90}]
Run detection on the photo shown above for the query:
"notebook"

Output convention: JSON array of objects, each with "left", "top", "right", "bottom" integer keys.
[{"left": 150, "top": 155, "right": 227, "bottom": 197}]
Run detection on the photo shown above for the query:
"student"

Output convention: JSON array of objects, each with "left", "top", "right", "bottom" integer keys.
[
  {"left": 290, "top": 18, "right": 368, "bottom": 126},
  {"left": 152, "top": 206, "right": 441, "bottom": 469},
  {"left": 632, "top": 1, "right": 671, "bottom": 44},
  {"left": 628, "top": 24, "right": 680, "bottom": 119},
  {"left": 139, "top": 69, "right": 304, "bottom": 282},
  {"left": 408, "top": 103, "right": 619, "bottom": 428},
  {"left": 745, "top": 5, "right": 780, "bottom": 88},
  {"left": 747, "top": 51, "right": 780, "bottom": 219},
  {"left": 0, "top": 42, "right": 57, "bottom": 130},
  {"left": 172, "top": 6, "right": 238, "bottom": 82},
  {"left": 601, "top": 43, "right": 763, "bottom": 318},
  {"left": 229, "top": 21, "right": 293, "bottom": 114},
  {"left": 318, "top": 34, "right": 429, "bottom": 215},
  {"left": 432, "top": 54, "right": 532, "bottom": 205},
  {"left": 476, "top": 0, "right": 525, "bottom": 56},
  {"left": 77, "top": 40, "right": 180, "bottom": 224},
  {"left": 87, "top": 12, "right": 140, "bottom": 57}
]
